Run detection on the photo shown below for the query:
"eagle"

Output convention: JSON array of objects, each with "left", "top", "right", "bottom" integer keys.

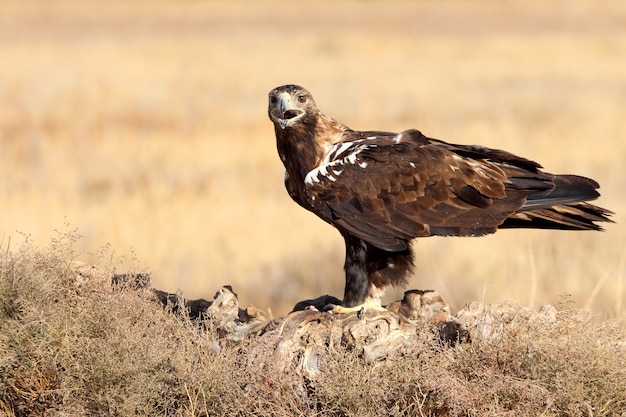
[{"left": 268, "top": 84, "right": 613, "bottom": 314}]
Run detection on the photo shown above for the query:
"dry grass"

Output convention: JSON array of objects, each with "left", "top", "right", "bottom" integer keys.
[
  {"left": 1, "top": 235, "right": 625, "bottom": 416},
  {"left": 0, "top": 0, "right": 625, "bottom": 317}
]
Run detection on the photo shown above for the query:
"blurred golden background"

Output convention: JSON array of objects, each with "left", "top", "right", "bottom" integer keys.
[{"left": 1, "top": 0, "right": 624, "bottom": 316}]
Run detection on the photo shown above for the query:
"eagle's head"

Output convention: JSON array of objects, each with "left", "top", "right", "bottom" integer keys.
[{"left": 268, "top": 84, "right": 317, "bottom": 130}]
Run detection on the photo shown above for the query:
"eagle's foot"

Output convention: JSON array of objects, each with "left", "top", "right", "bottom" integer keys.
[{"left": 330, "top": 300, "right": 387, "bottom": 315}]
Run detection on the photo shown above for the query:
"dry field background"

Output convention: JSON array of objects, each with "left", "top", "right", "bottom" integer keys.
[{"left": 1, "top": 0, "right": 625, "bottom": 317}]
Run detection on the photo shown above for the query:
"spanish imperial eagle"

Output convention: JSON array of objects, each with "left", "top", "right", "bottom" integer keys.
[{"left": 268, "top": 84, "right": 612, "bottom": 314}]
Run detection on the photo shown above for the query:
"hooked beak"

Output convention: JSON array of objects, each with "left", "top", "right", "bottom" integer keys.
[{"left": 270, "top": 93, "right": 304, "bottom": 129}]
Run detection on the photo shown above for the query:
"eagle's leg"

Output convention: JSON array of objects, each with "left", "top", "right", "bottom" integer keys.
[
  {"left": 332, "top": 235, "right": 387, "bottom": 314},
  {"left": 332, "top": 234, "right": 414, "bottom": 315}
]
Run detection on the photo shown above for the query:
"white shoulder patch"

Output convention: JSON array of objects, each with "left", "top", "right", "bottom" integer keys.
[{"left": 304, "top": 139, "right": 375, "bottom": 186}]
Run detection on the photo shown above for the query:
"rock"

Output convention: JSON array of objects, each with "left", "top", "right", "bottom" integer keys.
[{"left": 107, "top": 270, "right": 567, "bottom": 380}]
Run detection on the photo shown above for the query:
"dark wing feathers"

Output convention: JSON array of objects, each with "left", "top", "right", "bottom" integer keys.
[
  {"left": 305, "top": 129, "right": 611, "bottom": 251},
  {"left": 305, "top": 131, "right": 536, "bottom": 250},
  {"left": 431, "top": 139, "right": 544, "bottom": 172},
  {"left": 520, "top": 175, "right": 600, "bottom": 210},
  {"left": 453, "top": 185, "right": 493, "bottom": 209}
]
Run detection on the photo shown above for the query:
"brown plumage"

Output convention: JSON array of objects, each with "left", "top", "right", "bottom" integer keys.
[{"left": 268, "top": 84, "right": 613, "bottom": 312}]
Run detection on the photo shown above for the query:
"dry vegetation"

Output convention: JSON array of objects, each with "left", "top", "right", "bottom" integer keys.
[{"left": 1, "top": 234, "right": 625, "bottom": 416}]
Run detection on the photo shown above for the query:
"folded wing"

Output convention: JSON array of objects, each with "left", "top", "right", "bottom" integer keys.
[{"left": 305, "top": 129, "right": 611, "bottom": 251}]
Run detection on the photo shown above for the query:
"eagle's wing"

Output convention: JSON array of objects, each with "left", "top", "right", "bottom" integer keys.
[{"left": 304, "top": 129, "right": 554, "bottom": 252}]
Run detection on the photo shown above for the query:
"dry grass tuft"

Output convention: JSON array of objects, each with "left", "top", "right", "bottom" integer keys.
[
  {"left": 1, "top": 236, "right": 625, "bottom": 416},
  {"left": 311, "top": 313, "right": 626, "bottom": 416}
]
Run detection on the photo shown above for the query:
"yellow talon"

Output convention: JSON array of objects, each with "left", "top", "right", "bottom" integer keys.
[{"left": 331, "top": 300, "right": 387, "bottom": 315}]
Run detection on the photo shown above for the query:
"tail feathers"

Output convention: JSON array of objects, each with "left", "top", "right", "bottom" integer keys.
[
  {"left": 521, "top": 175, "right": 600, "bottom": 210},
  {"left": 499, "top": 174, "right": 613, "bottom": 231},
  {"left": 501, "top": 202, "right": 614, "bottom": 231}
]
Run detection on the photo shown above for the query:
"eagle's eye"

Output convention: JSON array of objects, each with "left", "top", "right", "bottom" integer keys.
[
  {"left": 269, "top": 95, "right": 277, "bottom": 104},
  {"left": 296, "top": 94, "right": 307, "bottom": 103}
]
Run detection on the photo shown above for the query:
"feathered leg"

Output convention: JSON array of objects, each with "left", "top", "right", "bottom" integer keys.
[{"left": 333, "top": 234, "right": 414, "bottom": 314}]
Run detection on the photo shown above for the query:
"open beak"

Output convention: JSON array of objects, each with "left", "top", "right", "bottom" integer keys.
[{"left": 270, "top": 93, "right": 304, "bottom": 129}]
